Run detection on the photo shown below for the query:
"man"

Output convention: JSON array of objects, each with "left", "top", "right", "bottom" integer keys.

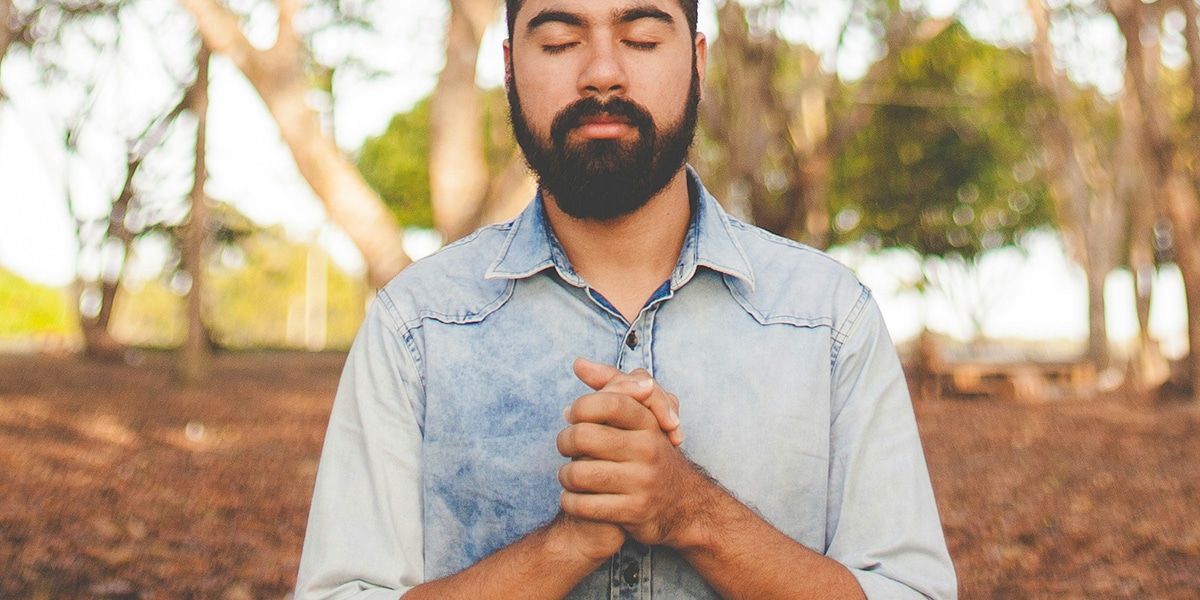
[{"left": 296, "top": 0, "right": 956, "bottom": 598}]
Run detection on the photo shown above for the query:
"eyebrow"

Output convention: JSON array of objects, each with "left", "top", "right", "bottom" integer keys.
[
  {"left": 525, "top": 5, "right": 676, "bottom": 34},
  {"left": 616, "top": 7, "right": 674, "bottom": 27},
  {"left": 526, "top": 10, "right": 583, "bottom": 33}
]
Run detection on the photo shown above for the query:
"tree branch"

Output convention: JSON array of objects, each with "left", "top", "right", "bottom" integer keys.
[{"left": 178, "top": 0, "right": 262, "bottom": 78}]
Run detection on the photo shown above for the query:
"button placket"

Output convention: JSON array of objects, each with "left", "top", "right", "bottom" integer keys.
[{"left": 609, "top": 540, "right": 652, "bottom": 599}]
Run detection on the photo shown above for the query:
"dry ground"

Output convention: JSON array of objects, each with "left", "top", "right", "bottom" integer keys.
[{"left": 0, "top": 352, "right": 1198, "bottom": 599}]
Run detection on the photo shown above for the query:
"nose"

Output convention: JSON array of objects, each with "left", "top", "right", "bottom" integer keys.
[{"left": 577, "top": 38, "right": 628, "bottom": 99}]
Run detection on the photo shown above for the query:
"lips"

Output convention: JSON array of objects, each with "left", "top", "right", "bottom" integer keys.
[
  {"left": 574, "top": 113, "right": 635, "bottom": 140},
  {"left": 550, "top": 96, "right": 654, "bottom": 146},
  {"left": 577, "top": 113, "right": 630, "bottom": 126}
]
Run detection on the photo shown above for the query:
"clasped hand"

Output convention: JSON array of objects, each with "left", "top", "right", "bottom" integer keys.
[{"left": 555, "top": 358, "right": 712, "bottom": 557}]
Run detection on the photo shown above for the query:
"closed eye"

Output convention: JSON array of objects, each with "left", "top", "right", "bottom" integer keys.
[
  {"left": 543, "top": 42, "right": 579, "bottom": 54},
  {"left": 623, "top": 40, "right": 659, "bottom": 51}
]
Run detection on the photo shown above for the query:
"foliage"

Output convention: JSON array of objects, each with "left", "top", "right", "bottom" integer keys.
[
  {"left": 357, "top": 98, "right": 434, "bottom": 228},
  {"left": 109, "top": 224, "right": 367, "bottom": 351},
  {"left": 357, "top": 88, "right": 519, "bottom": 230},
  {"left": 108, "top": 276, "right": 186, "bottom": 348},
  {"left": 0, "top": 267, "right": 76, "bottom": 338},
  {"left": 205, "top": 228, "right": 367, "bottom": 350},
  {"left": 830, "top": 24, "right": 1053, "bottom": 258}
]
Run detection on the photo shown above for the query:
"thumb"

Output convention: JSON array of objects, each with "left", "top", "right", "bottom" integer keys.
[{"left": 573, "top": 357, "right": 622, "bottom": 391}]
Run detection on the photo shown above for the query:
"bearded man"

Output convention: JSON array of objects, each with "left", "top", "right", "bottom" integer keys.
[{"left": 295, "top": 0, "right": 957, "bottom": 598}]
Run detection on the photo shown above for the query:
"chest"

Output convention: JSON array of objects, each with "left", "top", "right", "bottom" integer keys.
[{"left": 416, "top": 274, "right": 837, "bottom": 579}]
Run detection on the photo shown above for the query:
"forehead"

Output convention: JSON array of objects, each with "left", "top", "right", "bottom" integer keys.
[{"left": 512, "top": 0, "right": 686, "bottom": 30}]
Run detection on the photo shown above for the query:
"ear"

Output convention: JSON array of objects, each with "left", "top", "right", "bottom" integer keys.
[
  {"left": 694, "top": 32, "right": 707, "bottom": 97},
  {"left": 504, "top": 39, "right": 514, "bottom": 90}
]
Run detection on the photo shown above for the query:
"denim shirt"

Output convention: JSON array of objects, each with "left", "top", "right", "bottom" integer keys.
[{"left": 296, "top": 171, "right": 957, "bottom": 600}]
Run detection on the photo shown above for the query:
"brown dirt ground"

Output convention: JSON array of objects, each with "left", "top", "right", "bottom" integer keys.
[{"left": 0, "top": 352, "right": 1198, "bottom": 599}]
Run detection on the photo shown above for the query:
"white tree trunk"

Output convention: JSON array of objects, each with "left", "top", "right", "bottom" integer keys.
[{"left": 429, "top": 0, "right": 499, "bottom": 243}]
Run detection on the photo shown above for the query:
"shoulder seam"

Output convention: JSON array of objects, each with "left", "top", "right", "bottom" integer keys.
[{"left": 830, "top": 284, "right": 872, "bottom": 370}]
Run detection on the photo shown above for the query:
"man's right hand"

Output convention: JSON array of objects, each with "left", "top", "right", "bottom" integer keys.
[{"left": 572, "top": 358, "right": 684, "bottom": 446}]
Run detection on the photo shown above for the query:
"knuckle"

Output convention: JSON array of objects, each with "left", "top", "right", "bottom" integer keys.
[
  {"left": 631, "top": 435, "right": 657, "bottom": 461},
  {"left": 559, "top": 463, "right": 578, "bottom": 489},
  {"left": 560, "top": 491, "right": 578, "bottom": 513},
  {"left": 604, "top": 392, "right": 628, "bottom": 414},
  {"left": 593, "top": 464, "right": 618, "bottom": 490},
  {"left": 574, "top": 424, "right": 598, "bottom": 450},
  {"left": 628, "top": 495, "right": 650, "bottom": 518}
]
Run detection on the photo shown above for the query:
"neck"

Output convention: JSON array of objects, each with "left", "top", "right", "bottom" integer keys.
[{"left": 544, "top": 169, "right": 692, "bottom": 322}]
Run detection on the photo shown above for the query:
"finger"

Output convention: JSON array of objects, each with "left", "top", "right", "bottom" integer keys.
[
  {"left": 560, "top": 490, "right": 630, "bottom": 525},
  {"left": 564, "top": 391, "right": 657, "bottom": 431},
  {"left": 573, "top": 357, "right": 623, "bottom": 392},
  {"left": 665, "top": 393, "right": 683, "bottom": 447},
  {"left": 595, "top": 374, "right": 655, "bottom": 403},
  {"left": 558, "top": 458, "right": 628, "bottom": 495},
  {"left": 602, "top": 372, "right": 683, "bottom": 446},
  {"left": 557, "top": 422, "right": 658, "bottom": 462}
]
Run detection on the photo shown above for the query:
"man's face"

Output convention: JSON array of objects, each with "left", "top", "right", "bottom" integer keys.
[{"left": 505, "top": 0, "right": 706, "bottom": 221}]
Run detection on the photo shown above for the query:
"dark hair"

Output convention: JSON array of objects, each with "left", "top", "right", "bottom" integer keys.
[{"left": 505, "top": 0, "right": 699, "bottom": 37}]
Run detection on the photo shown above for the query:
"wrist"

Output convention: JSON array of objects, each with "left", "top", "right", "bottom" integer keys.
[
  {"left": 546, "top": 512, "right": 625, "bottom": 564},
  {"left": 669, "top": 465, "right": 739, "bottom": 553}
]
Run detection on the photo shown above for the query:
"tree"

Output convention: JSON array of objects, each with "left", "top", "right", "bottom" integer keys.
[
  {"left": 428, "top": 0, "right": 496, "bottom": 243},
  {"left": 175, "top": 42, "right": 212, "bottom": 384},
  {"left": 1108, "top": 0, "right": 1200, "bottom": 401},
  {"left": 357, "top": 98, "right": 435, "bottom": 230},
  {"left": 180, "top": 0, "right": 409, "bottom": 289},
  {"left": 427, "top": 0, "right": 533, "bottom": 244},
  {"left": 0, "top": 0, "right": 12, "bottom": 99},
  {"left": 829, "top": 23, "right": 1051, "bottom": 259},
  {"left": 697, "top": 0, "right": 954, "bottom": 249},
  {"left": 826, "top": 22, "right": 1052, "bottom": 341},
  {"left": 1027, "top": 0, "right": 1149, "bottom": 376},
  {"left": 359, "top": 86, "right": 528, "bottom": 237}
]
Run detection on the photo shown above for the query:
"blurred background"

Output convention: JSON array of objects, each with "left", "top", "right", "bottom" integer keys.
[
  {"left": 2, "top": 0, "right": 1197, "bottom": 394},
  {"left": 1, "top": 0, "right": 1199, "bottom": 597}
]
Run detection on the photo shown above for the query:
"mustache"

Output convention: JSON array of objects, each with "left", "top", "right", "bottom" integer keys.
[{"left": 550, "top": 96, "right": 656, "bottom": 146}]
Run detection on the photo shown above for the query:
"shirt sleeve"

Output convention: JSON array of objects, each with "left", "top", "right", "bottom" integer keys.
[
  {"left": 295, "top": 292, "right": 426, "bottom": 600},
  {"left": 826, "top": 289, "right": 958, "bottom": 600}
]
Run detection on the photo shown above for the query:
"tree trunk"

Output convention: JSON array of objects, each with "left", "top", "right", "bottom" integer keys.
[
  {"left": 176, "top": 43, "right": 212, "bottom": 385},
  {"left": 75, "top": 45, "right": 195, "bottom": 360},
  {"left": 429, "top": 0, "right": 498, "bottom": 243},
  {"left": 80, "top": 157, "right": 139, "bottom": 360},
  {"left": 1028, "top": 0, "right": 1130, "bottom": 372},
  {"left": 701, "top": 3, "right": 948, "bottom": 249},
  {"left": 1167, "top": 0, "right": 1200, "bottom": 399},
  {"left": 179, "top": 0, "right": 409, "bottom": 289},
  {"left": 1111, "top": 0, "right": 1200, "bottom": 401},
  {"left": 704, "top": 0, "right": 789, "bottom": 225},
  {"left": 0, "top": 0, "right": 12, "bottom": 100},
  {"left": 1119, "top": 88, "right": 1169, "bottom": 396}
]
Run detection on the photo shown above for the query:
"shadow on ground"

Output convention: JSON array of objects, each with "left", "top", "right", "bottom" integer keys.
[{"left": 1, "top": 352, "right": 1198, "bottom": 598}]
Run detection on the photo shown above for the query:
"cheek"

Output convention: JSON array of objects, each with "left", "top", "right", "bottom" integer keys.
[
  {"left": 514, "top": 63, "right": 576, "bottom": 132},
  {"left": 627, "top": 57, "right": 695, "bottom": 118}
]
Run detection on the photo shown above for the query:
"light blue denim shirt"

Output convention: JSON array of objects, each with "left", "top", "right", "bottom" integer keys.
[{"left": 296, "top": 171, "right": 957, "bottom": 599}]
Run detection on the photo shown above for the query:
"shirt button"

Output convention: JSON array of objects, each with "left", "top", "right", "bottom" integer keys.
[
  {"left": 625, "top": 331, "right": 639, "bottom": 349},
  {"left": 621, "top": 562, "right": 640, "bottom": 586}
]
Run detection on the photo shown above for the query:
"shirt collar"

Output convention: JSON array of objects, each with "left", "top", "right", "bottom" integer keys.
[{"left": 485, "top": 166, "right": 756, "bottom": 292}]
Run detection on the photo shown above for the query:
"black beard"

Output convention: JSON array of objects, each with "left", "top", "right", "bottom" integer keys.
[{"left": 508, "top": 68, "right": 700, "bottom": 221}]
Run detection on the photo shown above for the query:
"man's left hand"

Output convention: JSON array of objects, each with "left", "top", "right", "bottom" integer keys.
[{"left": 557, "top": 361, "right": 718, "bottom": 549}]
